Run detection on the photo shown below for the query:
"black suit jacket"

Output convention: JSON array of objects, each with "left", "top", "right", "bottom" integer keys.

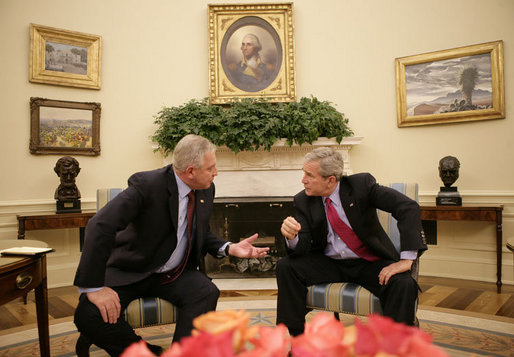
[
  {"left": 74, "top": 165, "right": 225, "bottom": 288},
  {"left": 291, "top": 173, "right": 427, "bottom": 260}
]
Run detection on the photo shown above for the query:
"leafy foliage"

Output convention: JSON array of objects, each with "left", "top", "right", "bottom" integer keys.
[{"left": 152, "top": 97, "right": 353, "bottom": 155}]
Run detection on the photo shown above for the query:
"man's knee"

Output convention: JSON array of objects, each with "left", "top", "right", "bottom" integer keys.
[
  {"left": 74, "top": 295, "right": 103, "bottom": 333},
  {"left": 276, "top": 256, "right": 293, "bottom": 277}
]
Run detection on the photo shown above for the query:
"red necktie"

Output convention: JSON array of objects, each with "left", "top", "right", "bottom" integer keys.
[
  {"left": 325, "top": 197, "right": 379, "bottom": 261},
  {"left": 161, "top": 190, "right": 195, "bottom": 284}
]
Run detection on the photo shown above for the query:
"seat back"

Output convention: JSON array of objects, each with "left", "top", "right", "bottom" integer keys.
[
  {"left": 95, "top": 188, "right": 177, "bottom": 328},
  {"left": 96, "top": 188, "right": 123, "bottom": 210},
  {"left": 377, "top": 183, "right": 419, "bottom": 252}
]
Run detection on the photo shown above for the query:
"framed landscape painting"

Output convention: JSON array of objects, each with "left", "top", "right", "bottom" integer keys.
[
  {"left": 395, "top": 41, "right": 504, "bottom": 127},
  {"left": 208, "top": 3, "right": 296, "bottom": 104},
  {"left": 29, "top": 24, "right": 102, "bottom": 89},
  {"left": 30, "top": 97, "right": 101, "bottom": 156}
]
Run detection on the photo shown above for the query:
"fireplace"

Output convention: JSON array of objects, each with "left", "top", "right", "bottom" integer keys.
[{"left": 205, "top": 197, "right": 295, "bottom": 278}]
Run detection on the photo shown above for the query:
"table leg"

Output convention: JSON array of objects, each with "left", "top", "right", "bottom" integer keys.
[
  {"left": 17, "top": 219, "right": 26, "bottom": 240},
  {"left": 496, "top": 211, "right": 502, "bottom": 293},
  {"left": 34, "top": 255, "right": 50, "bottom": 357}
]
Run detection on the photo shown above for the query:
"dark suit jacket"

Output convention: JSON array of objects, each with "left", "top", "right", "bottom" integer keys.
[
  {"left": 291, "top": 173, "right": 427, "bottom": 260},
  {"left": 74, "top": 165, "right": 226, "bottom": 288}
]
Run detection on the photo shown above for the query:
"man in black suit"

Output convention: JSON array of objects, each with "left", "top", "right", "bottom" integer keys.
[
  {"left": 73, "top": 134, "right": 269, "bottom": 356},
  {"left": 277, "top": 147, "right": 427, "bottom": 336}
]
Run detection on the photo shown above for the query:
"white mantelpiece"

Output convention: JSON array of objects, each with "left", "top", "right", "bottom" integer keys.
[{"left": 163, "top": 137, "right": 363, "bottom": 197}]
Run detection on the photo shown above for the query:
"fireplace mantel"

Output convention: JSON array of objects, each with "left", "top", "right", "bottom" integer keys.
[{"left": 162, "top": 136, "right": 363, "bottom": 197}]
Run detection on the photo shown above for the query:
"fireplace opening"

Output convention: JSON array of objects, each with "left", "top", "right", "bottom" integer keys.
[{"left": 205, "top": 197, "right": 295, "bottom": 278}]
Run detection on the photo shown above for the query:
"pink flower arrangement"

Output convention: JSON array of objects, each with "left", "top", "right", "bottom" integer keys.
[{"left": 121, "top": 310, "right": 449, "bottom": 357}]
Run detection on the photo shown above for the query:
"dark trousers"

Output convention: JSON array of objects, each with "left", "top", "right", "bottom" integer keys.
[
  {"left": 276, "top": 253, "right": 418, "bottom": 335},
  {"left": 74, "top": 269, "right": 219, "bottom": 356}
]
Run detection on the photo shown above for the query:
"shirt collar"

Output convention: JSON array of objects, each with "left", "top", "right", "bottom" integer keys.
[
  {"left": 324, "top": 181, "right": 341, "bottom": 207},
  {"left": 173, "top": 170, "right": 192, "bottom": 199}
]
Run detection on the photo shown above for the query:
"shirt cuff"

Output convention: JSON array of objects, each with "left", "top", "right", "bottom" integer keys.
[
  {"left": 218, "top": 242, "right": 231, "bottom": 257},
  {"left": 400, "top": 250, "right": 418, "bottom": 260},
  {"left": 78, "top": 286, "right": 104, "bottom": 294},
  {"left": 285, "top": 235, "right": 299, "bottom": 249}
]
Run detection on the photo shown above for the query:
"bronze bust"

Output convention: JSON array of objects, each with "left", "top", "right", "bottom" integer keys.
[
  {"left": 54, "top": 156, "right": 82, "bottom": 213},
  {"left": 437, "top": 156, "right": 462, "bottom": 206},
  {"left": 438, "top": 156, "right": 460, "bottom": 188}
]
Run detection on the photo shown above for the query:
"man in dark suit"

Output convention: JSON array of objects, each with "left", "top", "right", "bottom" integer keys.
[
  {"left": 277, "top": 147, "right": 427, "bottom": 336},
  {"left": 73, "top": 134, "right": 269, "bottom": 356}
]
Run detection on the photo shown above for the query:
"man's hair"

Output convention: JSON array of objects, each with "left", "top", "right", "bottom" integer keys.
[
  {"left": 172, "top": 134, "right": 216, "bottom": 171},
  {"left": 304, "top": 147, "right": 345, "bottom": 180},
  {"left": 243, "top": 34, "right": 262, "bottom": 51}
]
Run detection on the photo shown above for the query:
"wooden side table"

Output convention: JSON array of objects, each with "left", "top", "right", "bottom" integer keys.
[
  {"left": 0, "top": 252, "right": 50, "bottom": 356},
  {"left": 420, "top": 205, "right": 503, "bottom": 292},
  {"left": 17, "top": 211, "right": 96, "bottom": 250}
]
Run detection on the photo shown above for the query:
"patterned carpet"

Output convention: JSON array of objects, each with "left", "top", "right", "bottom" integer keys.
[{"left": 0, "top": 300, "right": 512, "bottom": 356}]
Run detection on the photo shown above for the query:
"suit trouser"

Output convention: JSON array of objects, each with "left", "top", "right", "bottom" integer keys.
[
  {"left": 276, "top": 253, "right": 419, "bottom": 335},
  {"left": 74, "top": 269, "right": 219, "bottom": 356}
]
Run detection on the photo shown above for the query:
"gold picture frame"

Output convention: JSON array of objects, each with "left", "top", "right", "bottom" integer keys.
[
  {"left": 29, "top": 24, "right": 102, "bottom": 89},
  {"left": 395, "top": 41, "right": 504, "bottom": 127},
  {"left": 208, "top": 3, "right": 296, "bottom": 104},
  {"left": 30, "top": 97, "right": 101, "bottom": 156}
]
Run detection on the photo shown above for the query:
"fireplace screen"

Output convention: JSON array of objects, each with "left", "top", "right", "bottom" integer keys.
[{"left": 204, "top": 197, "right": 294, "bottom": 278}]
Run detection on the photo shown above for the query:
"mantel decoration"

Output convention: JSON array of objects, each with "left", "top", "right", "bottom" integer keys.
[
  {"left": 121, "top": 310, "right": 449, "bottom": 356},
  {"left": 152, "top": 97, "right": 353, "bottom": 156}
]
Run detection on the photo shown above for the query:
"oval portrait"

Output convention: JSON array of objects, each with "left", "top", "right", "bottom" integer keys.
[{"left": 221, "top": 16, "right": 282, "bottom": 92}]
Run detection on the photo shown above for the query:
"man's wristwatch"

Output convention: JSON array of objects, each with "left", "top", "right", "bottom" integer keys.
[{"left": 224, "top": 243, "right": 232, "bottom": 257}]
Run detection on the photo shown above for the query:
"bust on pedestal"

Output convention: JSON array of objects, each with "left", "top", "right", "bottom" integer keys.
[
  {"left": 436, "top": 155, "right": 462, "bottom": 206},
  {"left": 54, "top": 156, "right": 82, "bottom": 213}
]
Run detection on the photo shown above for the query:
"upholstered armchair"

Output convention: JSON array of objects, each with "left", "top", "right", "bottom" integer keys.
[
  {"left": 76, "top": 188, "right": 177, "bottom": 356},
  {"left": 305, "top": 183, "right": 420, "bottom": 325}
]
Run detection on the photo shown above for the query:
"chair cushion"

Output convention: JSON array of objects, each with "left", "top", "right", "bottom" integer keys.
[
  {"left": 123, "top": 297, "right": 177, "bottom": 328},
  {"left": 306, "top": 282, "right": 383, "bottom": 315}
]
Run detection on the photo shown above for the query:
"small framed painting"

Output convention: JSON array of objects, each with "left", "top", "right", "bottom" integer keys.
[
  {"left": 30, "top": 97, "right": 101, "bottom": 156},
  {"left": 395, "top": 41, "right": 504, "bottom": 127},
  {"left": 29, "top": 24, "right": 102, "bottom": 89}
]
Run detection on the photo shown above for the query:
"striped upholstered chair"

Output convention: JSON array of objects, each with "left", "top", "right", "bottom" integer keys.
[
  {"left": 76, "top": 188, "right": 177, "bottom": 356},
  {"left": 305, "top": 183, "right": 420, "bottom": 324}
]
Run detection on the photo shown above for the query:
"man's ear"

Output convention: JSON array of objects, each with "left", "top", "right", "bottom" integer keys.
[
  {"left": 327, "top": 175, "right": 338, "bottom": 186},
  {"left": 185, "top": 166, "right": 195, "bottom": 178}
]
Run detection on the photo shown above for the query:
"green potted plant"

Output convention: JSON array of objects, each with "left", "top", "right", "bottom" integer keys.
[{"left": 152, "top": 97, "right": 353, "bottom": 155}]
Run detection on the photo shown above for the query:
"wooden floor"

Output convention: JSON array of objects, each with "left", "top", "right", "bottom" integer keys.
[{"left": 0, "top": 276, "right": 513, "bottom": 331}]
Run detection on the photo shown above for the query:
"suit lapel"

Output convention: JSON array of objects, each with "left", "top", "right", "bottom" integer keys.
[
  {"left": 167, "top": 166, "right": 179, "bottom": 233},
  {"left": 339, "top": 180, "right": 360, "bottom": 228}
]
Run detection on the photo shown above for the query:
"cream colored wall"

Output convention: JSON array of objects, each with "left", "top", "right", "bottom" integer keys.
[{"left": 1, "top": 0, "right": 513, "bottom": 288}]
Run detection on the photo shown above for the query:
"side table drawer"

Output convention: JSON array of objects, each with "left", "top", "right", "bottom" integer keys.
[{"left": 0, "top": 258, "right": 42, "bottom": 305}]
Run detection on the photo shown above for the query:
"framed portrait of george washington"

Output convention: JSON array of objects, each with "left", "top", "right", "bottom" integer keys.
[
  {"left": 208, "top": 3, "right": 296, "bottom": 104},
  {"left": 395, "top": 41, "right": 504, "bottom": 127}
]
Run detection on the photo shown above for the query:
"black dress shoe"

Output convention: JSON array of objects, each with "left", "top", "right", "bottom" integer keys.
[
  {"left": 146, "top": 342, "right": 164, "bottom": 356},
  {"left": 75, "top": 333, "right": 92, "bottom": 357}
]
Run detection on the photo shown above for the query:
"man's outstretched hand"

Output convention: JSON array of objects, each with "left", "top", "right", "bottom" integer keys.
[{"left": 229, "top": 233, "right": 269, "bottom": 258}]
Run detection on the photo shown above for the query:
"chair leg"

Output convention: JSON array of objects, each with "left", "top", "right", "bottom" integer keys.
[
  {"left": 333, "top": 312, "right": 340, "bottom": 321},
  {"left": 75, "top": 333, "right": 92, "bottom": 357}
]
